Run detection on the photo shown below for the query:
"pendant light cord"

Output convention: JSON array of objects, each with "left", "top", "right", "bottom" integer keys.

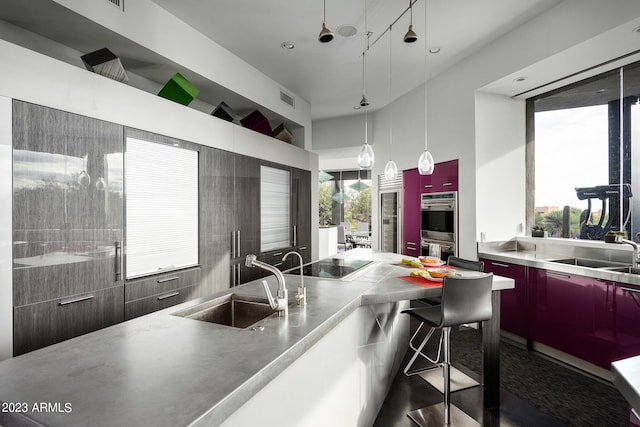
[
  {"left": 423, "top": 0, "right": 428, "bottom": 150},
  {"left": 389, "top": 26, "right": 393, "bottom": 147}
]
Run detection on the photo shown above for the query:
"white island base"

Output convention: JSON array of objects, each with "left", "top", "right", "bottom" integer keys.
[{"left": 220, "top": 301, "right": 409, "bottom": 427}]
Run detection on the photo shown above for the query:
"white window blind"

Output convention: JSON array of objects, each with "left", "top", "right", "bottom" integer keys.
[
  {"left": 261, "top": 166, "right": 290, "bottom": 252},
  {"left": 125, "top": 137, "right": 199, "bottom": 278}
]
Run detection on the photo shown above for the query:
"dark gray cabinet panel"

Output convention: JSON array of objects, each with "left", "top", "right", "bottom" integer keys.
[
  {"left": 124, "top": 285, "right": 198, "bottom": 320},
  {"left": 292, "top": 167, "right": 311, "bottom": 247},
  {"left": 235, "top": 154, "right": 261, "bottom": 258},
  {"left": 12, "top": 101, "right": 125, "bottom": 354},
  {"left": 14, "top": 285, "right": 124, "bottom": 355},
  {"left": 125, "top": 268, "right": 201, "bottom": 302}
]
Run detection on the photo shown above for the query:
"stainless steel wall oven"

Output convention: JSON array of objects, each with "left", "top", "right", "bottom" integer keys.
[{"left": 421, "top": 192, "right": 457, "bottom": 260}]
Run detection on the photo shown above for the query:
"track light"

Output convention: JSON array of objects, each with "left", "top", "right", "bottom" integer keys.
[
  {"left": 318, "top": 0, "right": 334, "bottom": 43},
  {"left": 403, "top": 1, "right": 418, "bottom": 43}
]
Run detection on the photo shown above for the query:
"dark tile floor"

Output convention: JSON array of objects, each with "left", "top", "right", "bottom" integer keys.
[{"left": 373, "top": 327, "right": 629, "bottom": 427}]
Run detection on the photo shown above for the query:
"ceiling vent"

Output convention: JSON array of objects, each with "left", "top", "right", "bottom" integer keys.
[
  {"left": 105, "top": 0, "right": 124, "bottom": 11},
  {"left": 280, "top": 90, "right": 295, "bottom": 108}
]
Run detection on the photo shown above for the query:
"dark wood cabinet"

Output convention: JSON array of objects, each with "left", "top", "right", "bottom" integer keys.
[
  {"left": 12, "top": 100, "right": 125, "bottom": 355},
  {"left": 14, "top": 286, "right": 124, "bottom": 355},
  {"left": 292, "top": 167, "right": 312, "bottom": 247}
]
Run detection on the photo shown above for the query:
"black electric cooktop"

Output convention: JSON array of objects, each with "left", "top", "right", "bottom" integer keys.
[{"left": 287, "top": 258, "right": 373, "bottom": 279}]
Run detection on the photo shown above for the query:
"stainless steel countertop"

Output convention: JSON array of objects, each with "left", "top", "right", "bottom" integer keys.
[
  {"left": 478, "top": 240, "right": 640, "bottom": 287},
  {"left": 0, "top": 250, "right": 513, "bottom": 427}
]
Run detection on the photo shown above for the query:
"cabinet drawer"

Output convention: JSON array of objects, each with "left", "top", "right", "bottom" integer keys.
[
  {"left": 14, "top": 285, "right": 124, "bottom": 356},
  {"left": 13, "top": 256, "right": 120, "bottom": 307},
  {"left": 260, "top": 250, "right": 291, "bottom": 271},
  {"left": 125, "top": 268, "right": 201, "bottom": 302},
  {"left": 124, "top": 285, "right": 198, "bottom": 320}
]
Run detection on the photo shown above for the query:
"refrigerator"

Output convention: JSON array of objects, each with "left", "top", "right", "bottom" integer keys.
[{"left": 379, "top": 174, "right": 403, "bottom": 253}]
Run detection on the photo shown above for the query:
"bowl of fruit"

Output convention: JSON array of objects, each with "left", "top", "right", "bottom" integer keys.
[{"left": 418, "top": 256, "right": 444, "bottom": 266}]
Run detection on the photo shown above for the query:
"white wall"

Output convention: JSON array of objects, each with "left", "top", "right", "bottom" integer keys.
[
  {"left": 0, "top": 96, "right": 12, "bottom": 361},
  {"left": 313, "top": 0, "right": 640, "bottom": 257},
  {"left": 475, "top": 92, "right": 527, "bottom": 242}
]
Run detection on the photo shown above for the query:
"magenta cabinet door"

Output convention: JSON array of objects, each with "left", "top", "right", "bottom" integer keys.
[
  {"left": 529, "top": 268, "right": 615, "bottom": 368},
  {"left": 481, "top": 259, "right": 527, "bottom": 338},
  {"left": 419, "top": 159, "right": 458, "bottom": 194},
  {"left": 403, "top": 168, "right": 421, "bottom": 256},
  {"left": 433, "top": 159, "right": 458, "bottom": 192},
  {"left": 614, "top": 284, "right": 640, "bottom": 363}
]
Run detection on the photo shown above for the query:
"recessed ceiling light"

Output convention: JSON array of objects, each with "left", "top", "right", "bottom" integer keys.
[
  {"left": 633, "top": 26, "right": 640, "bottom": 33},
  {"left": 337, "top": 24, "right": 358, "bottom": 37},
  {"left": 428, "top": 47, "right": 441, "bottom": 54},
  {"left": 281, "top": 42, "right": 295, "bottom": 50},
  {"left": 353, "top": 105, "right": 361, "bottom": 110},
  {"left": 514, "top": 76, "right": 527, "bottom": 82}
]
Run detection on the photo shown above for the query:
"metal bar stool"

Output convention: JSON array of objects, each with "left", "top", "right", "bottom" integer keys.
[{"left": 402, "top": 272, "right": 494, "bottom": 426}]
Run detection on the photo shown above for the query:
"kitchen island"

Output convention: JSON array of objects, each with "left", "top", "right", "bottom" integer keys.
[{"left": 0, "top": 250, "right": 514, "bottom": 427}]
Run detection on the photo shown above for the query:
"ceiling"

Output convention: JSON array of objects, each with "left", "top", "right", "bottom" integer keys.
[
  {"left": 0, "top": 0, "right": 564, "bottom": 123},
  {"left": 150, "top": 0, "right": 564, "bottom": 120}
]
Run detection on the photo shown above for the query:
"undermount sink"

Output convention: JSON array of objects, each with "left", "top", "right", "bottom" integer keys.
[
  {"left": 548, "top": 258, "right": 631, "bottom": 269},
  {"left": 601, "top": 266, "right": 640, "bottom": 275},
  {"left": 172, "top": 293, "right": 276, "bottom": 329}
]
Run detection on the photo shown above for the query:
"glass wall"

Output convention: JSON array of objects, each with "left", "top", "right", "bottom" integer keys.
[{"left": 529, "top": 61, "right": 640, "bottom": 240}]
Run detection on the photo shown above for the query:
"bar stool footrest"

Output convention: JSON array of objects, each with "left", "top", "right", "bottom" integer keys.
[
  {"left": 408, "top": 402, "right": 481, "bottom": 427},
  {"left": 418, "top": 366, "right": 479, "bottom": 394}
]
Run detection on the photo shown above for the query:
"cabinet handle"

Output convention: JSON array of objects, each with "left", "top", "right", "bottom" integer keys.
[
  {"left": 490, "top": 262, "right": 510, "bottom": 268},
  {"left": 237, "top": 229, "right": 241, "bottom": 256},
  {"left": 272, "top": 252, "right": 283, "bottom": 257},
  {"left": 59, "top": 295, "right": 95, "bottom": 306},
  {"left": 293, "top": 225, "right": 297, "bottom": 246},
  {"left": 406, "top": 247, "right": 417, "bottom": 252},
  {"left": 620, "top": 287, "right": 640, "bottom": 294},
  {"left": 407, "top": 241, "right": 417, "bottom": 246},
  {"left": 232, "top": 231, "right": 236, "bottom": 258},
  {"left": 114, "top": 241, "right": 122, "bottom": 281},
  {"left": 442, "top": 182, "right": 453, "bottom": 187},
  {"left": 157, "top": 276, "right": 179, "bottom": 284},
  {"left": 547, "top": 271, "right": 571, "bottom": 279},
  {"left": 157, "top": 291, "right": 180, "bottom": 301},
  {"left": 424, "top": 185, "right": 433, "bottom": 188},
  {"left": 299, "top": 246, "right": 307, "bottom": 250}
]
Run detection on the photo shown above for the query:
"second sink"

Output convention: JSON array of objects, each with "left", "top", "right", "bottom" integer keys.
[{"left": 548, "top": 258, "right": 631, "bottom": 269}]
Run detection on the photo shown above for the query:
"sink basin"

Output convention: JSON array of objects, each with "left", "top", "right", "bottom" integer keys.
[
  {"left": 601, "top": 266, "right": 640, "bottom": 275},
  {"left": 172, "top": 294, "right": 275, "bottom": 329},
  {"left": 548, "top": 258, "right": 631, "bottom": 269}
]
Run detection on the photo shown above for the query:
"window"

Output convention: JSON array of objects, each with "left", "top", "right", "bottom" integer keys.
[
  {"left": 529, "top": 61, "right": 640, "bottom": 239},
  {"left": 261, "top": 165, "right": 290, "bottom": 251},
  {"left": 319, "top": 169, "right": 371, "bottom": 229},
  {"left": 125, "top": 137, "right": 199, "bottom": 278}
]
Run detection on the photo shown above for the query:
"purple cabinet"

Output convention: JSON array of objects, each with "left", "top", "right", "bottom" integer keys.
[
  {"left": 403, "top": 168, "right": 421, "bottom": 256},
  {"left": 528, "top": 267, "right": 616, "bottom": 369},
  {"left": 420, "top": 159, "right": 458, "bottom": 193},
  {"left": 481, "top": 259, "right": 527, "bottom": 337},
  {"left": 613, "top": 283, "right": 640, "bottom": 363}
]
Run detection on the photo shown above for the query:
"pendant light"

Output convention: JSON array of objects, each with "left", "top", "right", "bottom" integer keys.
[
  {"left": 418, "top": 0, "right": 434, "bottom": 175},
  {"left": 403, "top": 0, "right": 418, "bottom": 43},
  {"left": 318, "top": 0, "right": 334, "bottom": 43},
  {"left": 384, "top": 26, "right": 398, "bottom": 180},
  {"left": 356, "top": 6, "right": 374, "bottom": 170}
]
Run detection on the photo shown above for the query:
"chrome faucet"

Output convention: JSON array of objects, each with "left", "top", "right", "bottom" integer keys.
[
  {"left": 283, "top": 251, "right": 306, "bottom": 306},
  {"left": 245, "top": 254, "right": 288, "bottom": 317},
  {"left": 615, "top": 235, "right": 640, "bottom": 269}
]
